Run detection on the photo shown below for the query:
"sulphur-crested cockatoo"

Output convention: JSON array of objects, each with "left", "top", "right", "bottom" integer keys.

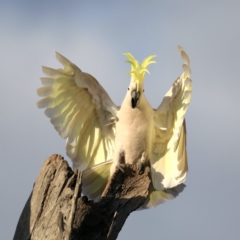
[{"left": 37, "top": 46, "right": 192, "bottom": 208}]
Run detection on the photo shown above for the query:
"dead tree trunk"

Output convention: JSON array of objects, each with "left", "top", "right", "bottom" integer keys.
[{"left": 13, "top": 154, "right": 151, "bottom": 240}]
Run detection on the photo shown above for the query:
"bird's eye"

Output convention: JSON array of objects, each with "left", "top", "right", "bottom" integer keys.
[
  {"left": 143, "top": 89, "right": 145, "bottom": 92},
  {"left": 128, "top": 88, "right": 129, "bottom": 90}
]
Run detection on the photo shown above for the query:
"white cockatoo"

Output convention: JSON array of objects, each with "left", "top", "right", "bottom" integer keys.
[{"left": 37, "top": 46, "right": 192, "bottom": 208}]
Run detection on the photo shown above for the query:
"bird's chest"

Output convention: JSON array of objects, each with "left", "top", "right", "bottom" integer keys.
[{"left": 114, "top": 105, "right": 154, "bottom": 164}]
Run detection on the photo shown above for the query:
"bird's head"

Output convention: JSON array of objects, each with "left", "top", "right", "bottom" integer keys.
[{"left": 124, "top": 52, "right": 156, "bottom": 108}]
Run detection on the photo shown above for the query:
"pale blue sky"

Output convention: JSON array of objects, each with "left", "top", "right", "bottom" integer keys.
[{"left": 1, "top": 1, "right": 240, "bottom": 239}]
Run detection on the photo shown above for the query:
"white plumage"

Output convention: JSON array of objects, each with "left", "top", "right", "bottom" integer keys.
[{"left": 37, "top": 46, "right": 192, "bottom": 208}]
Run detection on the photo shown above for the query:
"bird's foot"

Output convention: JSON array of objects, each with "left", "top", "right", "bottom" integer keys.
[
  {"left": 117, "top": 149, "right": 125, "bottom": 172},
  {"left": 137, "top": 161, "right": 145, "bottom": 175},
  {"left": 116, "top": 162, "right": 125, "bottom": 172},
  {"left": 110, "top": 162, "right": 125, "bottom": 176},
  {"left": 137, "top": 152, "right": 147, "bottom": 174},
  {"left": 110, "top": 149, "right": 125, "bottom": 175}
]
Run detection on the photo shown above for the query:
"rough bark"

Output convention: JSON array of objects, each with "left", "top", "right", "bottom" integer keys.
[{"left": 13, "top": 154, "right": 151, "bottom": 240}]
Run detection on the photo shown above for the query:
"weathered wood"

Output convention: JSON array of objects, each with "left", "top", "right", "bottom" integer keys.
[{"left": 13, "top": 154, "right": 151, "bottom": 240}]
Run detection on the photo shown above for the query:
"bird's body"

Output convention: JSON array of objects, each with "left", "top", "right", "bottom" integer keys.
[
  {"left": 37, "top": 46, "right": 192, "bottom": 208},
  {"left": 111, "top": 91, "right": 154, "bottom": 173}
]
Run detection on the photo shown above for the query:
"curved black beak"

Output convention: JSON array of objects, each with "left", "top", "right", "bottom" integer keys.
[{"left": 131, "top": 90, "right": 140, "bottom": 108}]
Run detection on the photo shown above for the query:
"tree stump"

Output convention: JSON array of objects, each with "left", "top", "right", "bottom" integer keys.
[{"left": 13, "top": 154, "right": 151, "bottom": 240}]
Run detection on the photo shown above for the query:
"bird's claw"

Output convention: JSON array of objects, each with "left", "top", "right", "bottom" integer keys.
[
  {"left": 116, "top": 162, "right": 125, "bottom": 172},
  {"left": 137, "top": 161, "right": 145, "bottom": 175}
]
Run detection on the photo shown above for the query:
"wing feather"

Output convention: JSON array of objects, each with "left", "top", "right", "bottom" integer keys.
[
  {"left": 40, "top": 77, "right": 55, "bottom": 86},
  {"left": 140, "top": 183, "right": 186, "bottom": 209},
  {"left": 81, "top": 160, "right": 113, "bottom": 200},
  {"left": 151, "top": 46, "right": 192, "bottom": 190},
  {"left": 37, "top": 52, "right": 118, "bottom": 171}
]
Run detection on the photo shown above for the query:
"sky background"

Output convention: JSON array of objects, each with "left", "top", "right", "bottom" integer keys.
[{"left": 1, "top": 1, "right": 240, "bottom": 239}]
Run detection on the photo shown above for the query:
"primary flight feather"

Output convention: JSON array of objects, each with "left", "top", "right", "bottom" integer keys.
[{"left": 37, "top": 46, "right": 192, "bottom": 208}]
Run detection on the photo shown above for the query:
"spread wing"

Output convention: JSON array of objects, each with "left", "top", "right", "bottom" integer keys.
[
  {"left": 37, "top": 52, "right": 118, "bottom": 171},
  {"left": 151, "top": 46, "right": 192, "bottom": 190}
]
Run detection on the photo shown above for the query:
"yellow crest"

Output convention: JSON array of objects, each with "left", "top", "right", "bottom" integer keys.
[{"left": 123, "top": 53, "right": 156, "bottom": 91}]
